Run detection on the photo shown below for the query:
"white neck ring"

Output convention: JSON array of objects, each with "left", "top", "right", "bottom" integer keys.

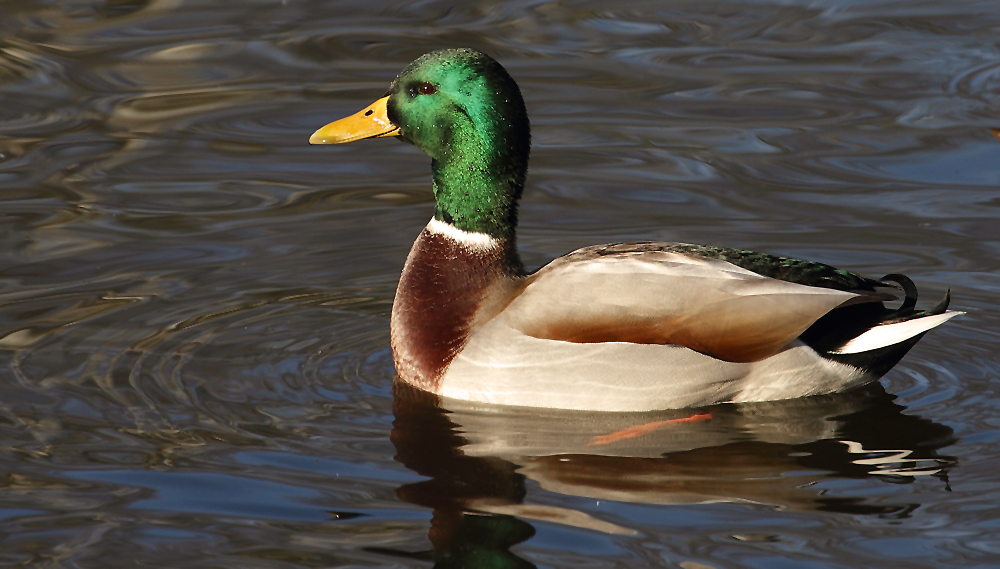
[{"left": 426, "top": 217, "right": 501, "bottom": 250}]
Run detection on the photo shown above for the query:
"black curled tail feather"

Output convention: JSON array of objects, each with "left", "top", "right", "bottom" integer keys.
[
  {"left": 879, "top": 273, "right": 917, "bottom": 316},
  {"left": 879, "top": 273, "right": 950, "bottom": 322}
]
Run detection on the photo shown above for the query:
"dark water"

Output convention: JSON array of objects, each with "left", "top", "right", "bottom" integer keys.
[{"left": 1, "top": 1, "right": 999, "bottom": 567}]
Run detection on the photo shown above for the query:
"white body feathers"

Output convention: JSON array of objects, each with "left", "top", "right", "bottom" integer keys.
[{"left": 426, "top": 241, "right": 959, "bottom": 411}]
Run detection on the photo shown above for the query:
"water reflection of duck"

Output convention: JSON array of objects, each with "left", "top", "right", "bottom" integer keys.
[
  {"left": 310, "top": 48, "right": 961, "bottom": 411},
  {"left": 373, "top": 383, "right": 955, "bottom": 565}
]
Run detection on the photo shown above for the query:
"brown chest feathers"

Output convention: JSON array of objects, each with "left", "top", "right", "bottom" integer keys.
[{"left": 390, "top": 226, "right": 519, "bottom": 390}]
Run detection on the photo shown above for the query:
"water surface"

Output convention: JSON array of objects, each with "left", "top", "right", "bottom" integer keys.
[{"left": 2, "top": 1, "right": 999, "bottom": 567}]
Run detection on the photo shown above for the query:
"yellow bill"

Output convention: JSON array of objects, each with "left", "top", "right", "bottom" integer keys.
[{"left": 309, "top": 96, "right": 400, "bottom": 144}]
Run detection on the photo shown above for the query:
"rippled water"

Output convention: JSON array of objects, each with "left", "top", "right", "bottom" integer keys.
[{"left": 2, "top": 0, "right": 999, "bottom": 567}]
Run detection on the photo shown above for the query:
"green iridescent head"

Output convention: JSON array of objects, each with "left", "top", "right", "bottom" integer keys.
[{"left": 311, "top": 49, "right": 531, "bottom": 239}]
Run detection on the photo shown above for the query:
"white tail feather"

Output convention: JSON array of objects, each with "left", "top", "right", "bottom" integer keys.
[{"left": 831, "top": 310, "right": 963, "bottom": 355}]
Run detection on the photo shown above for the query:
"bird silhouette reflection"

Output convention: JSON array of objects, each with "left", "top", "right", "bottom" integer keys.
[{"left": 372, "top": 381, "right": 955, "bottom": 567}]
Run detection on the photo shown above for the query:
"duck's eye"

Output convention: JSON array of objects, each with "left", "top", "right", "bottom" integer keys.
[{"left": 417, "top": 82, "right": 437, "bottom": 95}]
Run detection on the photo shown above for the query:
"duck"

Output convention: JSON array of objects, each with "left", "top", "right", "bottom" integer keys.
[{"left": 310, "top": 48, "right": 961, "bottom": 412}]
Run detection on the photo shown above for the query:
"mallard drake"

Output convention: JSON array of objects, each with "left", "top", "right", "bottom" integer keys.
[{"left": 310, "top": 48, "right": 961, "bottom": 411}]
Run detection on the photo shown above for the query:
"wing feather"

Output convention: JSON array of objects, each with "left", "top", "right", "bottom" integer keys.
[{"left": 502, "top": 250, "right": 860, "bottom": 362}]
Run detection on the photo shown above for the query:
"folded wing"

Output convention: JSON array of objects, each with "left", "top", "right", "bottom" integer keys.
[{"left": 502, "top": 248, "right": 881, "bottom": 362}]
